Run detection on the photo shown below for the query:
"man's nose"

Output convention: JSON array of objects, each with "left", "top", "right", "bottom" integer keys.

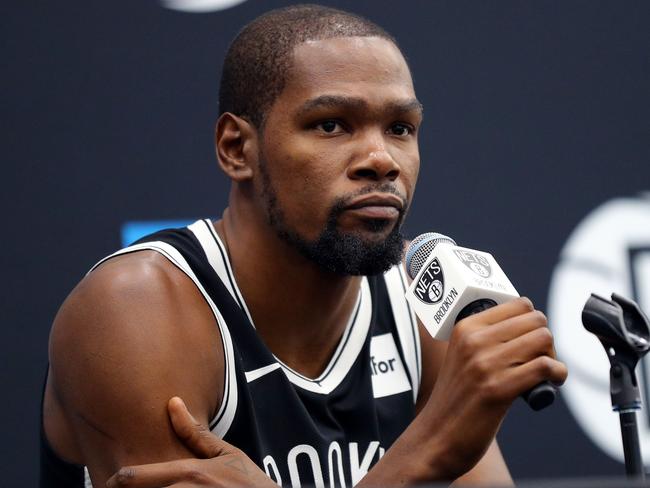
[{"left": 347, "top": 137, "right": 400, "bottom": 182}]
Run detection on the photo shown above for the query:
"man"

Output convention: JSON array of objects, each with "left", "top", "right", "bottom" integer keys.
[{"left": 42, "top": 5, "right": 567, "bottom": 487}]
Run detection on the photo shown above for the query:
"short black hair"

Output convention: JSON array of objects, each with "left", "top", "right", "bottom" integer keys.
[{"left": 218, "top": 4, "right": 398, "bottom": 128}]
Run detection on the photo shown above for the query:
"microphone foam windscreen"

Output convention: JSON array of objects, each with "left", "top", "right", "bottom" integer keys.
[{"left": 405, "top": 233, "right": 457, "bottom": 279}]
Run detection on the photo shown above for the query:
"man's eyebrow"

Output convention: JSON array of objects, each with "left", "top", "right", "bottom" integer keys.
[
  {"left": 298, "top": 95, "right": 368, "bottom": 115},
  {"left": 297, "top": 95, "right": 423, "bottom": 117},
  {"left": 386, "top": 99, "right": 424, "bottom": 115}
]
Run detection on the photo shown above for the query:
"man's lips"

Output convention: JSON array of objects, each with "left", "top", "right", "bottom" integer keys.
[{"left": 344, "top": 193, "right": 404, "bottom": 219}]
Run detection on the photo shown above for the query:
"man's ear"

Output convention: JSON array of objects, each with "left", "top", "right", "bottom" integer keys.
[{"left": 215, "top": 113, "right": 257, "bottom": 181}]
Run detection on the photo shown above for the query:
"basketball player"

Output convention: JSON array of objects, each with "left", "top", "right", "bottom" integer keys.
[{"left": 41, "top": 5, "right": 567, "bottom": 487}]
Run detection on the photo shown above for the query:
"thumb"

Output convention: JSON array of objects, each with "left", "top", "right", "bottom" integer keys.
[{"left": 168, "top": 396, "right": 235, "bottom": 459}]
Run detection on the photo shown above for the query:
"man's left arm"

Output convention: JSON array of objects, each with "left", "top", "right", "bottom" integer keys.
[{"left": 415, "top": 323, "right": 513, "bottom": 486}]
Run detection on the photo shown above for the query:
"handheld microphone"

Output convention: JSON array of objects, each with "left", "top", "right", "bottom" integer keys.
[{"left": 404, "top": 232, "right": 557, "bottom": 411}]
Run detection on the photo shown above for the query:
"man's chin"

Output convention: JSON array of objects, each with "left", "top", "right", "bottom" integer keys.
[
  {"left": 340, "top": 232, "right": 399, "bottom": 252},
  {"left": 340, "top": 218, "right": 397, "bottom": 238},
  {"left": 316, "top": 225, "right": 405, "bottom": 275},
  {"left": 280, "top": 226, "right": 405, "bottom": 275},
  {"left": 268, "top": 203, "right": 406, "bottom": 275}
]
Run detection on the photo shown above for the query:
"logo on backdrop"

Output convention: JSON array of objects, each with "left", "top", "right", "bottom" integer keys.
[
  {"left": 160, "top": 0, "right": 248, "bottom": 13},
  {"left": 453, "top": 249, "right": 492, "bottom": 277},
  {"left": 413, "top": 258, "right": 445, "bottom": 304},
  {"left": 547, "top": 193, "right": 650, "bottom": 464},
  {"left": 121, "top": 220, "right": 194, "bottom": 247}
]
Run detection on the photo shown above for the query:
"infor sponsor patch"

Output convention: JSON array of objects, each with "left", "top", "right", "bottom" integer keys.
[{"left": 370, "top": 334, "right": 411, "bottom": 398}]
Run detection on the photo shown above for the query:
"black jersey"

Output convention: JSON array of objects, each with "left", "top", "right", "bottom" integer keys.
[{"left": 41, "top": 219, "right": 422, "bottom": 488}]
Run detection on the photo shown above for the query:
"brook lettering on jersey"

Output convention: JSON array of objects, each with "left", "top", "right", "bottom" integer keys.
[{"left": 262, "top": 440, "right": 386, "bottom": 487}]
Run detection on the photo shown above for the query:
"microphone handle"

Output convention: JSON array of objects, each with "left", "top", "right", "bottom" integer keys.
[{"left": 456, "top": 299, "right": 557, "bottom": 411}]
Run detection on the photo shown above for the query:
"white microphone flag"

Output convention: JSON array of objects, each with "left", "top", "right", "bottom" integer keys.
[{"left": 405, "top": 241, "right": 519, "bottom": 340}]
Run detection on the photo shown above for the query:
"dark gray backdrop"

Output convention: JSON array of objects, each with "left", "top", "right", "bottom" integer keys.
[{"left": 3, "top": 1, "right": 649, "bottom": 485}]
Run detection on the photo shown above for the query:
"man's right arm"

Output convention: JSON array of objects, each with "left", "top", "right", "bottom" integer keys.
[
  {"left": 105, "top": 297, "right": 568, "bottom": 487},
  {"left": 45, "top": 251, "right": 225, "bottom": 487}
]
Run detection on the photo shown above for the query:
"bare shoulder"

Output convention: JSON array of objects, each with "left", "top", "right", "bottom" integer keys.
[
  {"left": 50, "top": 250, "right": 224, "bottom": 390},
  {"left": 47, "top": 250, "right": 224, "bottom": 481}
]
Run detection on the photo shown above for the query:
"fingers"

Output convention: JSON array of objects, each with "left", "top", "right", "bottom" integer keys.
[
  {"left": 495, "top": 326, "right": 556, "bottom": 366},
  {"left": 447, "top": 295, "right": 566, "bottom": 405},
  {"left": 106, "top": 459, "right": 208, "bottom": 488},
  {"left": 462, "top": 297, "right": 535, "bottom": 328},
  {"left": 497, "top": 356, "right": 568, "bottom": 401},
  {"left": 470, "top": 309, "right": 549, "bottom": 346},
  {"left": 455, "top": 299, "right": 559, "bottom": 359},
  {"left": 168, "top": 397, "right": 233, "bottom": 459},
  {"left": 106, "top": 399, "right": 244, "bottom": 487}
]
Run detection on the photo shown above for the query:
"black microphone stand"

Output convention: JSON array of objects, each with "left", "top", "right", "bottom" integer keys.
[{"left": 582, "top": 293, "right": 650, "bottom": 478}]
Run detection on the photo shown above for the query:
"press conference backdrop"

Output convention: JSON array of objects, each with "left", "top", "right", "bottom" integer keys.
[{"left": 3, "top": 1, "right": 649, "bottom": 485}]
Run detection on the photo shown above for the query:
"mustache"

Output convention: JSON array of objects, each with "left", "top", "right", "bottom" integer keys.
[{"left": 331, "top": 184, "right": 409, "bottom": 216}]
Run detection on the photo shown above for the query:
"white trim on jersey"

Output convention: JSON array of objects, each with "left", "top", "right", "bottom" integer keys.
[
  {"left": 190, "top": 219, "right": 372, "bottom": 396},
  {"left": 88, "top": 241, "right": 238, "bottom": 438},
  {"left": 188, "top": 220, "right": 256, "bottom": 324},
  {"left": 384, "top": 266, "right": 422, "bottom": 402},
  {"left": 245, "top": 363, "right": 282, "bottom": 383},
  {"left": 84, "top": 466, "right": 92, "bottom": 488},
  {"left": 275, "top": 280, "right": 370, "bottom": 394}
]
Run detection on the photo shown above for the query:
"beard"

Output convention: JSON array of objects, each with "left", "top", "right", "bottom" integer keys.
[{"left": 259, "top": 159, "right": 407, "bottom": 276}]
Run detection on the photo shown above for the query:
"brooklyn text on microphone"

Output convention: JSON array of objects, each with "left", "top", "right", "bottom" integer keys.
[{"left": 406, "top": 241, "right": 519, "bottom": 340}]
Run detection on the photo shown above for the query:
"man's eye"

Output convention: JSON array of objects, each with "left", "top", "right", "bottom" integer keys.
[
  {"left": 316, "top": 120, "right": 342, "bottom": 133},
  {"left": 389, "top": 123, "right": 413, "bottom": 136}
]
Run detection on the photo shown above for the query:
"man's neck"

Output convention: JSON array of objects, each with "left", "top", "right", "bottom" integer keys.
[{"left": 215, "top": 208, "right": 362, "bottom": 379}]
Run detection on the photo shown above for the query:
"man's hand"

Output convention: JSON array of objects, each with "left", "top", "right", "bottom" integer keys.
[
  {"left": 422, "top": 297, "right": 568, "bottom": 478},
  {"left": 106, "top": 397, "right": 274, "bottom": 488},
  {"left": 362, "top": 297, "right": 567, "bottom": 486}
]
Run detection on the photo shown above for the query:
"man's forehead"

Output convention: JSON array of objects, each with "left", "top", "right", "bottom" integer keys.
[
  {"left": 274, "top": 36, "right": 416, "bottom": 112},
  {"left": 289, "top": 36, "right": 413, "bottom": 88}
]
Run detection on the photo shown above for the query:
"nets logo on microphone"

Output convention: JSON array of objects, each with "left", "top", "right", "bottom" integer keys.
[
  {"left": 413, "top": 258, "right": 445, "bottom": 304},
  {"left": 453, "top": 249, "right": 492, "bottom": 278}
]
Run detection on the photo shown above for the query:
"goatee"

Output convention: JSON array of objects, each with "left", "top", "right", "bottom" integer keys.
[{"left": 260, "top": 163, "right": 407, "bottom": 275}]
